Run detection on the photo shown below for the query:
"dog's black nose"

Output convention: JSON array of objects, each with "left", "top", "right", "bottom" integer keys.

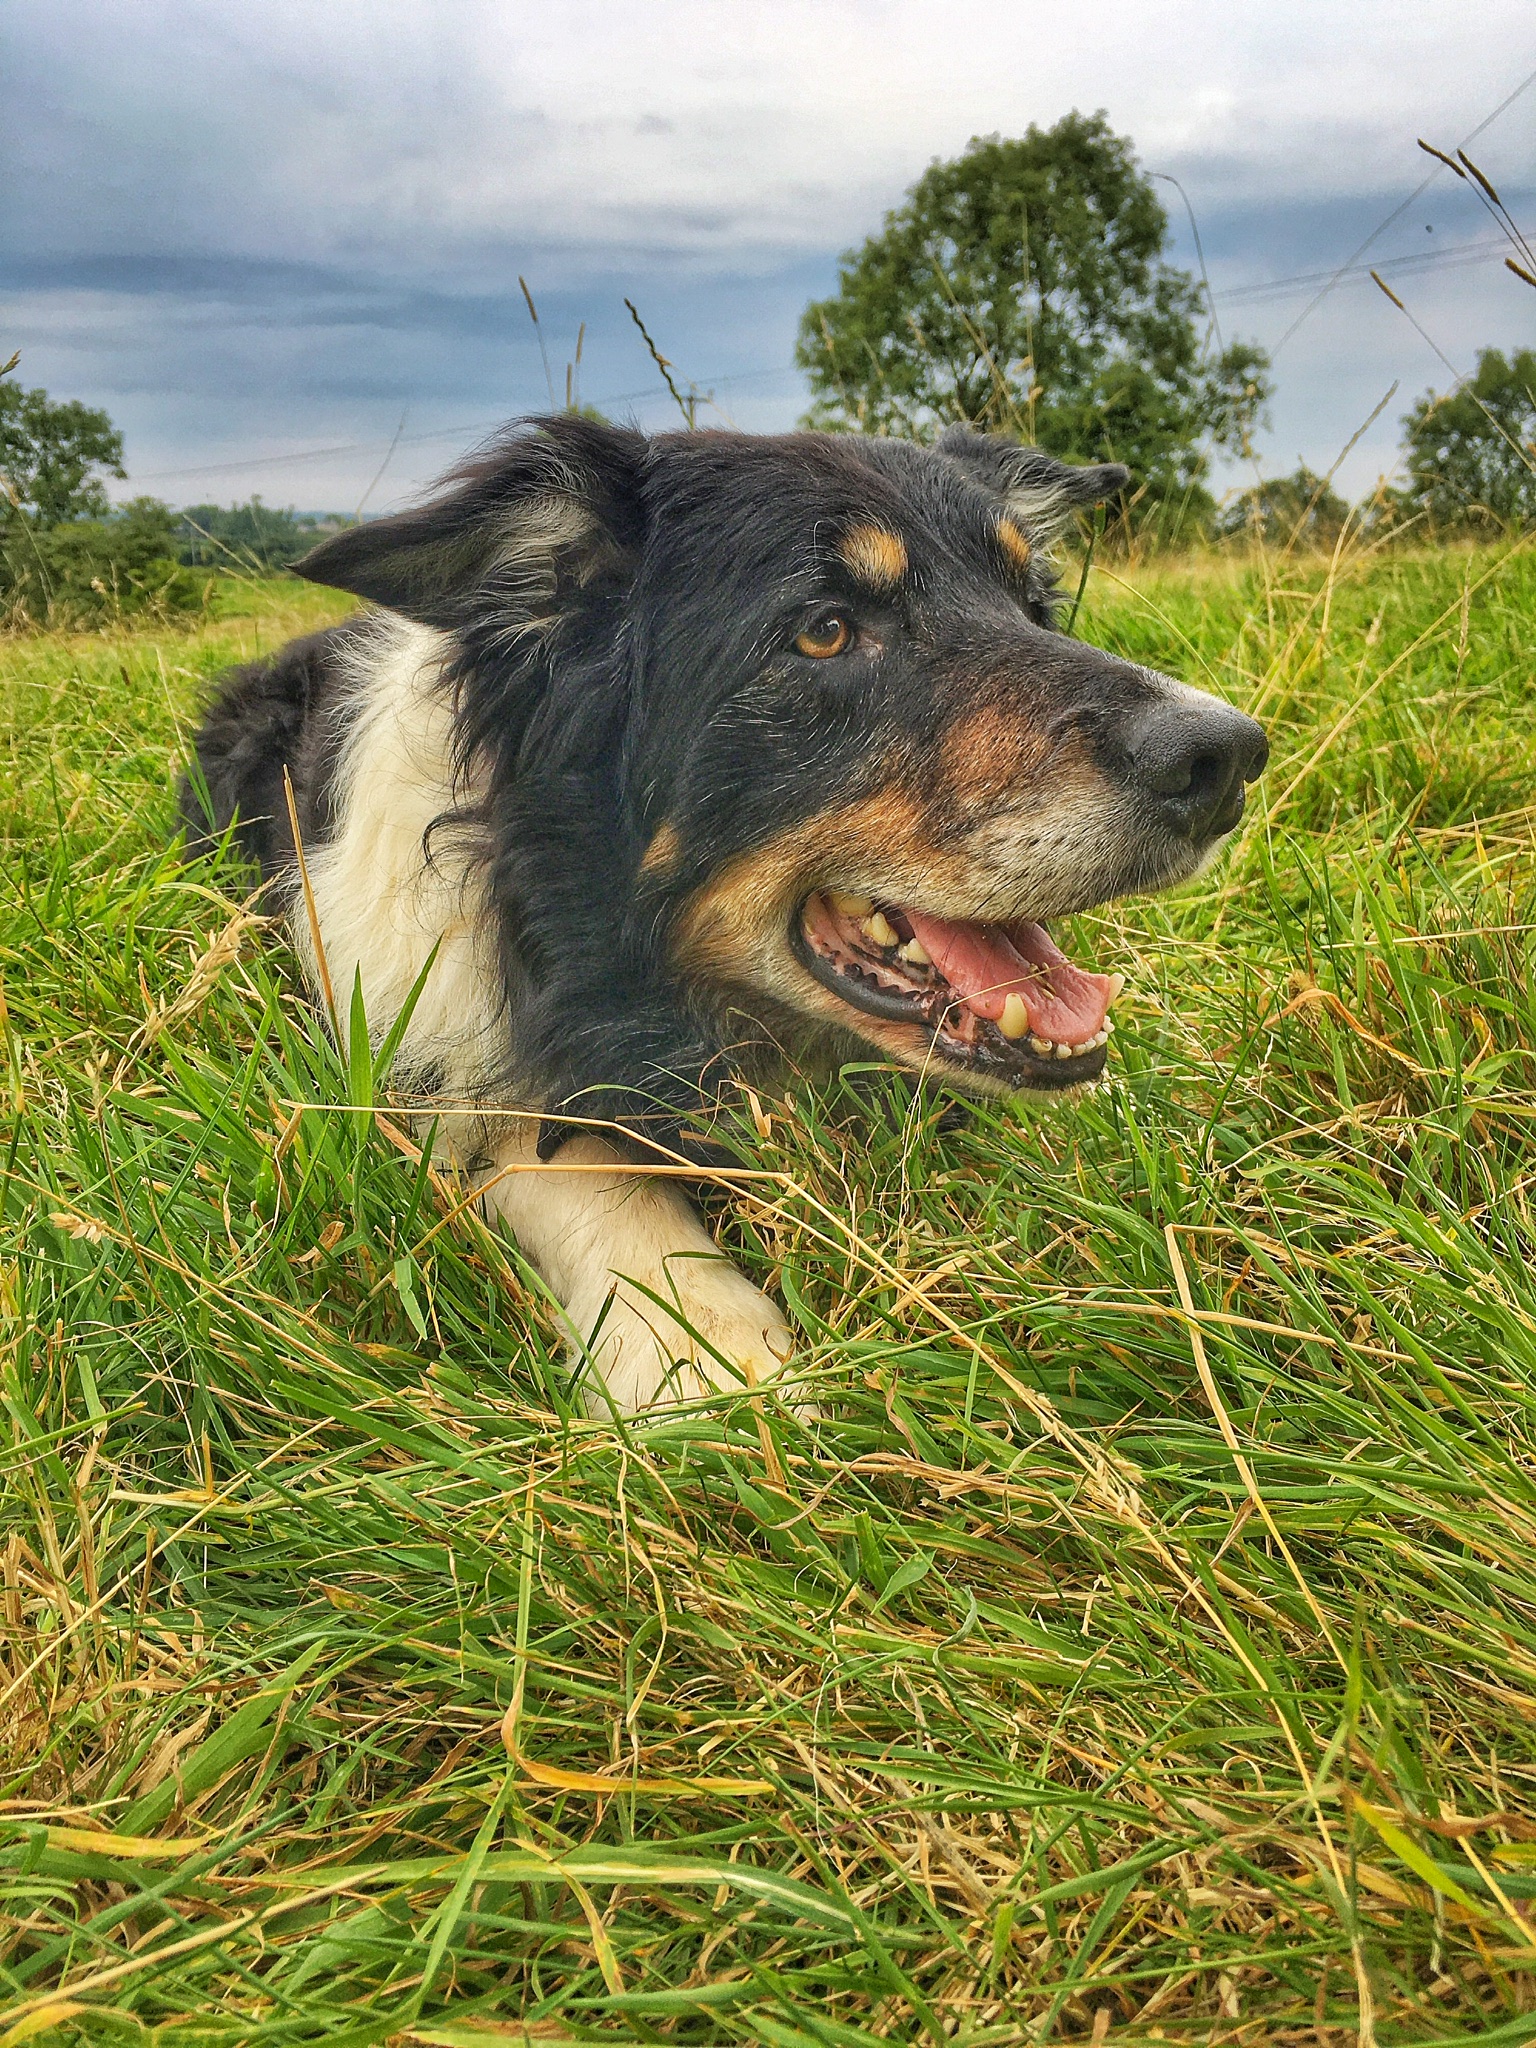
[{"left": 1124, "top": 694, "right": 1268, "bottom": 841}]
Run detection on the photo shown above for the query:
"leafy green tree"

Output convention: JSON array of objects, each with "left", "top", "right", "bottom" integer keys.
[
  {"left": 1216, "top": 466, "right": 1351, "bottom": 549},
  {"left": 1400, "top": 348, "right": 1536, "bottom": 529},
  {"left": 0, "top": 381, "right": 126, "bottom": 525},
  {"left": 2, "top": 496, "right": 209, "bottom": 627},
  {"left": 0, "top": 380, "right": 213, "bottom": 625},
  {"left": 796, "top": 112, "right": 1270, "bottom": 522}
]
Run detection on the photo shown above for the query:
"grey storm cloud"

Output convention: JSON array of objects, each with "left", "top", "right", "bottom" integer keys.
[{"left": 4, "top": 0, "right": 1533, "bottom": 507}]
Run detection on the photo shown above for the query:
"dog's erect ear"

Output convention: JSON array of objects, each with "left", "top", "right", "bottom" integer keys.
[
  {"left": 292, "top": 415, "right": 650, "bottom": 629},
  {"left": 937, "top": 426, "right": 1128, "bottom": 537}
]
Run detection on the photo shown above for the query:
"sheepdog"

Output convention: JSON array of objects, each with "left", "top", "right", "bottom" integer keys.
[{"left": 182, "top": 417, "right": 1266, "bottom": 1411}]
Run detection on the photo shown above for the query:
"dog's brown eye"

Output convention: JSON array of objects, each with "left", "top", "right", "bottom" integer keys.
[{"left": 795, "top": 615, "right": 853, "bottom": 659}]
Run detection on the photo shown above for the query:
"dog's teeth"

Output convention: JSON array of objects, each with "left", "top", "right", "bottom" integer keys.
[
  {"left": 829, "top": 890, "right": 875, "bottom": 918},
  {"left": 862, "top": 912, "right": 898, "bottom": 948},
  {"left": 998, "top": 993, "right": 1029, "bottom": 1039},
  {"left": 898, "top": 937, "right": 931, "bottom": 967},
  {"left": 1027, "top": 1033, "right": 1053, "bottom": 1055},
  {"left": 1054, "top": 1041, "right": 1075, "bottom": 1059},
  {"left": 1103, "top": 1015, "right": 1114, "bottom": 1034},
  {"left": 1106, "top": 973, "right": 1126, "bottom": 1003}
]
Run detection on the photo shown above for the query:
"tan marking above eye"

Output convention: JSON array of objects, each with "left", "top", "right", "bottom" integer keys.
[
  {"left": 795, "top": 615, "right": 854, "bottom": 659},
  {"left": 640, "top": 819, "right": 681, "bottom": 875},
  {"left": 997, "top": 516, "right": 1033, "bottom": 571},
  {"left": 837, "top": 524, "right": 908, "bottom": 589}
]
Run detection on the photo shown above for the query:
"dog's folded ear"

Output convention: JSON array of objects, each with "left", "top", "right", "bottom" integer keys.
[
  {"left": 937, "top": 426, "right": 1129, "bottom": 535},
  {"left": 292, "top": 415, "right": 650, "bottom": 630}
]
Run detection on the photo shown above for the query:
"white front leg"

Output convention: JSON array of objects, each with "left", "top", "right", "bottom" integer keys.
[{"left": 476, "top": 1126, "right": 795, "bottom": 1414}]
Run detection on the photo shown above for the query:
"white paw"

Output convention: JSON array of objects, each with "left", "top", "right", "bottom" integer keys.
[{"left": 565, "top": 1252, "right": 797, "bottom": 1415}]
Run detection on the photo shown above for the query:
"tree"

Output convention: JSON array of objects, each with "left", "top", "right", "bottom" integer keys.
[
  {"left": 2, "top": 494, "right": 210, "bottom": 627},
  {"left": 0, "top": 381, "right": 126, "bottom": 525},
  {"left": 796, "top": 113, "right": 1270, "bottom": 521},
  {"left": 175, "top": 499, "right": 345, "bottom": 574},
  {"left": 1216, "top": 466, "right": 1350, "bottom": 549},
  {"left": 1399, "top": 348, "right": 1536, "bottom": 530}
]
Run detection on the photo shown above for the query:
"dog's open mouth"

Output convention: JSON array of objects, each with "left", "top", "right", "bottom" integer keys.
[{"left": 793, "top": 890, "right": 1123, "bottom": 1088}]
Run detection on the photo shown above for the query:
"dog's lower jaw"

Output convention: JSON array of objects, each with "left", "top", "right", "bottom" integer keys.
[{"left": 475, "top": 1127, "right": 795, "bottom": 1415}]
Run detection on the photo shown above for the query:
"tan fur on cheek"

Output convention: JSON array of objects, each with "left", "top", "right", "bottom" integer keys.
[
  {"left": 672, "top": 813, "right": 1022, "bottom": 1088},
  {"left": 640, "top": 820, "right": 681, "bottom": 876},
  {"left": 668, "top": 789, "right": 1156, "bottom": 1093},
  {"left": 670, "top": 764, "right": 1138, "bottom": 1020},
  {"left": 669, "top": 790, "right": 1010, "bottom": 1071},
  {"left": 670, "top": 790, "right": 928, "bottom": 987},
  {"left": 941, "top": 704, "right": 1056, "bottom": 806}
]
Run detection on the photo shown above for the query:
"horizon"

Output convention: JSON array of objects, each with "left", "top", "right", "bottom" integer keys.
[{"left": 5, "top": 1, "right": 1533, "bottom": 513}]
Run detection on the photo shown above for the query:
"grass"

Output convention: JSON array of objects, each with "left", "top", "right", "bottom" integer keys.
[{"left": 2, "top": 536, "right": 1535, "bottom": 2045}]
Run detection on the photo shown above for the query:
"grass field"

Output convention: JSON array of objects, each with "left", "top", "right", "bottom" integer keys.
[{"left": 3, "top": 537, "right": 1536, "bottom": 2045}]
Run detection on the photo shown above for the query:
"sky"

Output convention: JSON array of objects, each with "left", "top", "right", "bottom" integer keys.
[{"left": 4, "top": 0, "right": 1534, "bottom": 513}]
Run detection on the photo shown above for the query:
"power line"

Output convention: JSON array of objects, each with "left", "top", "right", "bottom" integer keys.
[
  {"left": 122, "top": 144, "right": 1532, "bottom": 495},
  {"left": 135, "top": 427, "right": 484, "bottom": 485},
  {"left": 130, "top": 365, "right": 804, "bottom": 485},
  {"left": 1268, "top": 59, "right": 1536, "bottom": 355},
  {"left": 1217, "top": 230, "right": 1517, "bottom": 308}
]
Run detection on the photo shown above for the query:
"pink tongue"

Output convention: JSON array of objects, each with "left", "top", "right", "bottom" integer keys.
[{"left": 902, "top": 911, "right": 1116, "bottom": 1042}]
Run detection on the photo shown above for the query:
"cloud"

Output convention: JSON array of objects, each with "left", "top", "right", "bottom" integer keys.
[
  {"left": 10, "top": 0, "right": 1532, "bottom": 263},
  {"left": 4, "top": 0, "right": 1533, "bottom": 505}
]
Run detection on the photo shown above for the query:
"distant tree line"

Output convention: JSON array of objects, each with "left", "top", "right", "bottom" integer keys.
[
  {"left": 0, "top": 378, "right": 201, "bottom": 624},
  {"left": 3, "top": 166, "right": 1532, "bottom": 632},
  {"left": 175, "top": 500, "right": 346, "bottom": 573},
  {"left": 0, "top": 370, "right": 345, "bottom": 627},
  {"left": 1216, "top": 349, "right": 1536, "bottom": 548}
]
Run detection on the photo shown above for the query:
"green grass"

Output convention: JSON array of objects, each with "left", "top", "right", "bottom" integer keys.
[{"left": 2, "top": 541, "right": 1536, "bottom": 2045}]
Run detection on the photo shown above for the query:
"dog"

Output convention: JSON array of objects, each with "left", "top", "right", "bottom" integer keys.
[{"left": 182, "top": 416, "right": 1266, "bottom": 1412}]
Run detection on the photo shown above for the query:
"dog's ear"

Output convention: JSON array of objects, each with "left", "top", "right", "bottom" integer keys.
[
  {"left": 292, "top": 415, "right": 649, "bottom": 629},
  {"left": 937, "top": 426, "right": 1128, "bottom": 537}
]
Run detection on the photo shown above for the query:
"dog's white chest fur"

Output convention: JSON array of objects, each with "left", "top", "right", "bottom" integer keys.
[
  {"left": 289, "top": 617, "right": 504, "bottom": 1100},
  {"left": 287, "top": 615, "right": 794, "bottom": 1413}
]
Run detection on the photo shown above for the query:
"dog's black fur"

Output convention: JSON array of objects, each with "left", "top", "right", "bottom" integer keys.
[{"left": 184, "top": 416, "right": 1265, "bottom": 1156}]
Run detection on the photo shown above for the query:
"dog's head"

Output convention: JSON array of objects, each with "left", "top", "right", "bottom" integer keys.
[{"left": 296, "top": 417, "right": 1265, "bottom": 1138}]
